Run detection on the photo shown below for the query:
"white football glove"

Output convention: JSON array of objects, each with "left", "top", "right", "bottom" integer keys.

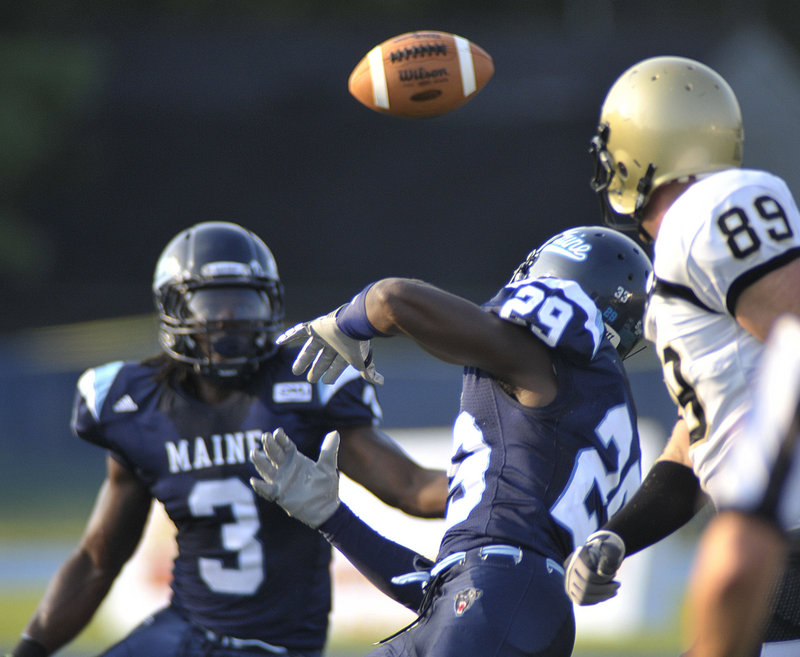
[
  {"left": 276, "top": 308, "right": 384, "bottom": 385},
  {"left": 563, "top": 530, "right": 626, "bottom": 605},
  {"left": 250, "top": 428, "right": 341, "bottom": 528}
]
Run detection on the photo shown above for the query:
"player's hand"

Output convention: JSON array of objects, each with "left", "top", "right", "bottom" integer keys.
[
  {"left": 250, "top": 428, "right": 341, "bottom": 528},
  {"left": 563, "top": 530, "right": 626, "bottom": 605},
  {"left": 276, "top": 308, "right": 384, "bottom": 385}
]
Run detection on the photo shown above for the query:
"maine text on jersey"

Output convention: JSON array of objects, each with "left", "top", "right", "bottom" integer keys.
[{"left": 166, "top": 430, "right": 263, "bottom": 473}]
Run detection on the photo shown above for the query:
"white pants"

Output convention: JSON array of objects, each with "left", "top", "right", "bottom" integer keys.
[{"left": 761, "top": 639, "right": 800, "bottom": 656}]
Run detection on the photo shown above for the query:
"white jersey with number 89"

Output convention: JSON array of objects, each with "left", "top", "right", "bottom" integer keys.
[{"left": 645, "top": 168, "right": 800, "bottom": 508}]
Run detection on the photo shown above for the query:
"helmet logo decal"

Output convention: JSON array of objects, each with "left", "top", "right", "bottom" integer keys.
[
  {"left": 200, "top": 261, "right": 252, "bottom": 278},
  {"left": 542, "top": 234, "right": 593, "bottom": 262}
]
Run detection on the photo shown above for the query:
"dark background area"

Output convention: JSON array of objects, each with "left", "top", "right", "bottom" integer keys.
[
  {"left": 3, "top": 1, "right": 800, "bottom": 332},
  {"left": 2, "top": 1, "right": 800, "bottom": 505}
]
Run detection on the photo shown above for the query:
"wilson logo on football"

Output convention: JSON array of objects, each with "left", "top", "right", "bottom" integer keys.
[{"left": 398, "top": 67, "right": 449, "bottom": 82}]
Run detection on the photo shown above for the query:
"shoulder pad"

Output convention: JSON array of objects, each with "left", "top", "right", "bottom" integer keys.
[
  {"left": 489, "top": 278, "right": 604, "bottom": 361},
  {"left": 77, "top": 360, "right": 125, "bottom": 422}
]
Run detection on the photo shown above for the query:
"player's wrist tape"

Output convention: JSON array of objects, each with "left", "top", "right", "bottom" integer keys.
[
  {"left": 335, "top": 284, "right": 390, "bottom": 340},
  {"left": 11, "top": 636, "right": 47, "bottom": 657}
]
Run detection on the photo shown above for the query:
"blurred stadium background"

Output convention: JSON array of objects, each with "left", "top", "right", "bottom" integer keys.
[{"left": 2, "top": 1, "right": 800, "bottom": 655}]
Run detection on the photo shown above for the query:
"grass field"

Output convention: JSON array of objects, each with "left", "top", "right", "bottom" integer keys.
[
  {"left": 0, "top": 572, "right": 686, "bottom": 657},
  {"left": 0, "top": 555, "right": 686, "bottom": 657},
  {"left": 1, "top": 486, "right": 692, "bottom": 657},
  {"left": 0, "top": 606, "right": 683, "bottom": 657}
]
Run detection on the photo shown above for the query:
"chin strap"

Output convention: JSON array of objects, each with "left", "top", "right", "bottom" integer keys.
[
  {"left": 634, "top": 164, "right": 656, "bottom": 215},
  {"left": 632, "top": 164, "right": 657, "bottom": 251}
]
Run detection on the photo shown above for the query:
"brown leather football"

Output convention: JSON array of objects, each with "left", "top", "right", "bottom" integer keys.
[{"left": 348, "top": 31, "right": 494, "bottom": 119}]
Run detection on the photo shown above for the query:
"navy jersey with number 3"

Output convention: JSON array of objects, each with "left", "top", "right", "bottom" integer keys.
[
  {"left": 439, "top": 277, "right": 642, "bottom": 562},
  {"left": 71, "top": 346, "right": 379, "bottom": 651}
]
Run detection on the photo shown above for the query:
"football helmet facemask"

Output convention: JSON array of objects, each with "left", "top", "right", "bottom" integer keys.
[
  {"left": 510, "top": 226, "right": 652, "bottom": 359},
  {"left": 590, "top": 56, "right": 744, "bottom": 236},
  {"left": 153, "top": 221, "right": 285, "bottom": 383}
]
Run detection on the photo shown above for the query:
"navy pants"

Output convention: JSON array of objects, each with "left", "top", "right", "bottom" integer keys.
[
  {"left": 96, "top": 606, "right": 322, "bottom": 657},
  {"left": 366, "top": 547, "right": 575, "bottom": 657}
]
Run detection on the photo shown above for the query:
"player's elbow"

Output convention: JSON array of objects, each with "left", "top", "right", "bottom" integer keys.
[
  {"left": 394, "top": 469, "right": 449, "bottom": 519},
  {"left": 369, "top": 278, "right": 433, "bottom": 333},
  {"left": 77, "top": 537, "right": 134, "bottom": 585},
  {"left": 373, "top": 466, "right": 448, "bottom": 518}
]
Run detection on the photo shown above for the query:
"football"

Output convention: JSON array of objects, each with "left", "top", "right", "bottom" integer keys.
[{"left": 348, "top": 31, "right": 494, "bottom": 119}]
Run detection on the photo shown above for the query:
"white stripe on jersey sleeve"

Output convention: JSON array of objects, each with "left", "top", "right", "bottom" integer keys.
[
  {"left": 317, "top": 365, "right": 383, "bottom": 422},
  {"left": 77, "top": 360, "right": 125, "bottom": 422},
  {"left": 317, "top": 365, "right": 361, "bottom": 406}
]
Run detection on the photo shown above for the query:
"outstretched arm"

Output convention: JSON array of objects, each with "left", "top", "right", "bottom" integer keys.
[
  {"left": 367, "top": 279, "right": 553, "bottom": 387},
  {"left": 250, "top": 429, "right": 432, "bottom": 610},
  {"left": 279, "top": 278, "right": 557, "bottom": 405},
  {"left": 11, "top": 456, "right": 152, "bottom": 656},
  {"left": 337, "top": 425, "right": 448, "bottom": 518},
  {"left": 319, "top": 504, "right": 432, "bottom": 611}
]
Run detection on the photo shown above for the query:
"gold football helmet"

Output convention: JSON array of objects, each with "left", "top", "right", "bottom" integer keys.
[{"left": 590, "top": 56, "right": 744, "bottom": 231}]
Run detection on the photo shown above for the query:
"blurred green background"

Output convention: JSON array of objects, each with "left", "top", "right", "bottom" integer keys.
[{"left": 3, "top": 1, "right": 799, "bottom": 655}]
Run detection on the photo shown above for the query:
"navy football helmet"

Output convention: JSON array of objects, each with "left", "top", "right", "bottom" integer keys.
[
  {"left": 153, "top": 221, "right": 285, "bottom": 381},
  {"left": 510, "top": 226, "right": 652, "bottom": 359}
]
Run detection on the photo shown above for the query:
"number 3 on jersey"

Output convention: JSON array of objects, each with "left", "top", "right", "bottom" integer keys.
[
  {"left": 188, "top": 478, "right": 264, "bottom": 594},
  {"left": 444, "top": 412, "right": 491, "bottom": 530}
]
